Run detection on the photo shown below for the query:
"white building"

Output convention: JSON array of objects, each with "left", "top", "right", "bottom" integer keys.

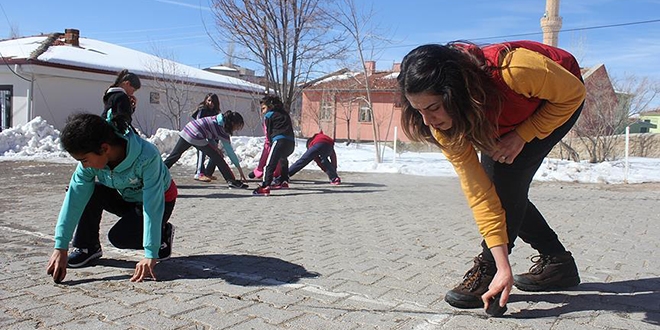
[{"left": 0, "top": 29, "right": 266, "bottom": 136}]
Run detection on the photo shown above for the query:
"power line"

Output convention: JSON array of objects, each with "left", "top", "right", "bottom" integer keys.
[
  {"left": 471, "top": 18, "right": 660, "bottom": 42},
  {"left": 377, "top": 18, "right": 660, "bottom": 51}
]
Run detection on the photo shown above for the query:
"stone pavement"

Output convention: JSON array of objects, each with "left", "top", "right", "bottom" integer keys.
[{"left": 0, "top": 160, "right": 658, "bottom": 329}]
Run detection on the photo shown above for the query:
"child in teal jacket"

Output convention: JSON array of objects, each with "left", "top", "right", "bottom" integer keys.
[{"left": 47, "top": 113, "right": 177, "bottom": 283}]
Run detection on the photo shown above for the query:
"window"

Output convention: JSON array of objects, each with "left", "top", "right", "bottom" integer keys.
[
  {"left": 0, "top": 85, "right": 12, "bottom": 130},
  {"left": 150, "top": 92, "right": 160, "bottom": 104},
  {"left": 358, "top": 106, "right": 372, "bottom": 123},
  {"left": 320, "top": 100, "right": 333, "bottom": 121}
]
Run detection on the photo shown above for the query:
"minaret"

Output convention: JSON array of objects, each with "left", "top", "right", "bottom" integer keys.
[{"left": 540, "top": 0, "right": 562, "bottom": 47}]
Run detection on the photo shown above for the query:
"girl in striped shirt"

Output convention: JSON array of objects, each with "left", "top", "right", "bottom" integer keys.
[{"left": 163, "top": 110, "right": 248, "bottom": 189}]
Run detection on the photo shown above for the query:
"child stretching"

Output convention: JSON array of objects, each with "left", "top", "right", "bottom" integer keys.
[
  {"left": 287, "top": 130, "right": 341, "bottom": 184},
  {"left": 248, "top": 103, "right": 281, "bottom": 179},
  {"left": 253, "top": 95, "right": 295, "bottom": 196},
  {"left": 163, "top": 110, "right": 249, "bottom": 189},
  {"left": 46, "top": 113, "right": 177, "bottom": 284}
]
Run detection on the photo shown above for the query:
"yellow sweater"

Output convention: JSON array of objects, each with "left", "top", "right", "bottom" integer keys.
[{"left": 432, "top": 48, "right": 586, "bottom": 248}]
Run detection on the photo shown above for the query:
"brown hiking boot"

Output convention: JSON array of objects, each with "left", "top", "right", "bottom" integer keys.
[
  {"left": 444, "top": 254, "right": 496, "bottom": 308},
  {"left": 514, "top": 251, "right": 581, "bottom": 292}
]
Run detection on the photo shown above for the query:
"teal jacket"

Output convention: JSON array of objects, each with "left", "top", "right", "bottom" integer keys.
[{"left": 54, "top": 130, "right": 173, "bottom": 258}]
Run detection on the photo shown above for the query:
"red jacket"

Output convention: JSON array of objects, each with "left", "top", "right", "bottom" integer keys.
[{"left": 307, "top": 131, "right": 337, "bottom": 170}]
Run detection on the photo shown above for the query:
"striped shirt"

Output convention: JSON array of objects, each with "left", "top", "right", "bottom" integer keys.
[{"left": 180, "top": 115, "right": 230, "bottom": 147}]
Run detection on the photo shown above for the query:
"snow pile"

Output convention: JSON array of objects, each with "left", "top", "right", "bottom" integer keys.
[{"left": 0, "top": 117, "right": 66, "bottom": 159}]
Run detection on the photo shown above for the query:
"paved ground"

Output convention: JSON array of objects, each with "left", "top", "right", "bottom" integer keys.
[{"left": 0, "top": 159, "right": 659, "bottom": 329}]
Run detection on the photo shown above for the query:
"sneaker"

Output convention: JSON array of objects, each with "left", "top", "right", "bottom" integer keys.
[
  {"left": 158, "top": 223, "right": 175, "bottom": 260},
  {"left": 271, "top": 181, "right": 289, "bottom": 189},
  {"left": 208, "top": 175, "right": 218, "bottom": 181},
  {"left": 514, "top": 251, "right": 580, "bottom": 292},
  {"left": 248, "top": 171, "right": 256, "bottom": 179},
  {"left": 331, "top": 177, "right": 341, "bottom": 185},
  {"left": 227, "top": 180, "right": 249, "bottom": 189},
  {"left": 252, "top": 185, "right": 271, "bottom": 196},
  {"left": 194, "top": 174, "right": 212, "bottom": 182},
  {"left": 67, "top": 246, "right": 103, "bottom": 268},
  {"left": 444, "top": 254, "right": 496, "bottom": 308}
]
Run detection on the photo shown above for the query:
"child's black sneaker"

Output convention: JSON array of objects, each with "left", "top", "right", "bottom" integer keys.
[
  {"left": 227, "top": 180, "right": 249, "bottom": 189},
  {"left": 248, "top": 171, "right": 256, "bottom": 179},
  {"left": 67, "top": 246, "right": 102, "bottom": 268},
  {"left": 158, "top": 223, "right": 175, "bottom": 261}
]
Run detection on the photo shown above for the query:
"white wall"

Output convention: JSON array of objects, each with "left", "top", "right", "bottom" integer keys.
[{"left": 2, "top": 64, "right": 263, "bottom": 137}]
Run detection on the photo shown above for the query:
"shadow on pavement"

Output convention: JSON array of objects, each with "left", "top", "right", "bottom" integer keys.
[
  {"left": 508, "top": 277, "right": 659, "bottom": 326},
  {"left": 156, "top": 254, "right": 320, "bottom": 285}
]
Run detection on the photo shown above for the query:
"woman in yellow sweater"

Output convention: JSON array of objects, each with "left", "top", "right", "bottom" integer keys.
[{"left": 398, "top": 40, "right": 586, "bottom": 312}]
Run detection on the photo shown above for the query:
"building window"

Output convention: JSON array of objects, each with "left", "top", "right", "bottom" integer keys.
[
  {"left": 358, "top": 106, "right": 372, "bottom": 123},
  {"left": 320, "top": 100, "right": 333, "bottom": 121},
  {"left": 150, "top": 92, "right": 160, "bottom": 104}
]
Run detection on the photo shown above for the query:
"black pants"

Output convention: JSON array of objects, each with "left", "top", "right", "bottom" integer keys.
[
  {"left": 72, "top": 183, "right": 175, "bottom": 249},
  {"left": 262, "top": 138, "right": 295, "bottom": 186},
  {"left": 196, "top": 140, "right": 219, "bottom": 176},
  {"left": 480, "top": 104, "right": 583, "bottom": 262},
  {"left": 163, "top": 137, "right": 235, "bottom": 181}
]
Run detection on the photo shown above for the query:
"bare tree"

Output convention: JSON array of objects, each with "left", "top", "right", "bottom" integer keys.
[
  {"left": 617, "top": 74, "right": 660, "bottom": 116},
  {"left": 209, "top": 0, "right": 348, "bottom": 116},
  {"left": 573, "top": 77, "right": 624, "bottom": 163},
  {"left": 143, "top": 48, "right": 198, "bottom": 130},
  {"left": 329, "top": 0, "right": 393, "bottom": 162}
]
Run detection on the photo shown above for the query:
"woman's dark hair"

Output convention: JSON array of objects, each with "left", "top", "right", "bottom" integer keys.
[
  {"left": 260, "top": 95, "right": 284, "bottom": 112},
  {"left": 112, "top": 69, "right": 141, "bottom": 90},
  {"left": 222, "top": 110, "right": 244, "bottom": 135},
  {"left": 200, "top": 93, "right": 221, "bottom": 114},
  {"left": 397, "top": 41, "right": 502, "bottom": 152},
  {"left": 60, "top": 113, "right": 125, "bottom": 155}
]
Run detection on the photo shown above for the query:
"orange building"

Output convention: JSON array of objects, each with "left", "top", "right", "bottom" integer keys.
[
  {"left": 300, "top": 61, "right": 408, "bottom": 142},
  {"left": 300, "top": 60, "right": 618, "bottom": 143}
]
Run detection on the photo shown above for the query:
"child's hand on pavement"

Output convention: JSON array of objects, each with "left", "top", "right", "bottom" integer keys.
[
  {"left": 131, "top": 258, "right": 158, "bottom": 282},
  {"left": 46, "top": 249, "right": 68, "bottom": 283}
]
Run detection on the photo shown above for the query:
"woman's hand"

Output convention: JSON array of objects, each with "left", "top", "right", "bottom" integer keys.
[
  {"left": 46, "top": 249, "right": 68, "bottom": 283},
  {"left": 482, "top": 245, "right": 514, "bottom": 309},
  {"left": 491, "top": 131, "right": 525, "bottom": 164},
  {"left": 130, "top": 258, "right": 158, "bottom": 282}
]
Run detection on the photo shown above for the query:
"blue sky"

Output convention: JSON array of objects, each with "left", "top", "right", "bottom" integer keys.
[{"left": 2, "top": 0, "right": 660, "bottom": 84}]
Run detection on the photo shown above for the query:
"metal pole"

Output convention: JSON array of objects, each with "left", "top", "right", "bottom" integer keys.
[
  {"left": 624, "top": 126, "right": 629, "bottom": 183},
  {"left": 393, "top": 126, "right": 398, "bottom": 164}
]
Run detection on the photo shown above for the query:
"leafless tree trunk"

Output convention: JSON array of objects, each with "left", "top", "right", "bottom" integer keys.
[
  {"left": 330, "top": 0, "right": 392, "bottom": 163},
  {"left": 574, "top": 74, "right": 626, "bottom": 162},
  {"left": 618, "top": 74, "right": 660, "bottom": 116},
  {"left": 143, "top": 54, "right": 197, "bottom": 130},
  {"left": 209, "top": 0, "right": 348, "bottom": 119}
]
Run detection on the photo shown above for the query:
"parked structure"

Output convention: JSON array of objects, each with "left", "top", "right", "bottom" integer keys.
[
  {"left": 0, "top": 29, "right": 266, "bottom": 135},
  {"left": 638, "top": 110, "right": 660, "bottom": 133}
]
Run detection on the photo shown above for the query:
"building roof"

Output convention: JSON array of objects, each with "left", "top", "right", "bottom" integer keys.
[
  {"left": 0, "top": 32, "right": 265, "bottom": 93},
  {"left": 640, "top": 110, "right": 660, "bottom": 116},
  {"left": 305, "top": 69, "right": 399, "bottom": 92}
]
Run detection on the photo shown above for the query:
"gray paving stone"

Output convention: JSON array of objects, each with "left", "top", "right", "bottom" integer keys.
[{"left": 1, "top": 161, "right": 659, "bottom": 329}]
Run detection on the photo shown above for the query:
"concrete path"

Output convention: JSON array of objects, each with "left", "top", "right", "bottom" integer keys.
[{"left": 0, "top": 160, "right": 658, "bottom": 329}]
